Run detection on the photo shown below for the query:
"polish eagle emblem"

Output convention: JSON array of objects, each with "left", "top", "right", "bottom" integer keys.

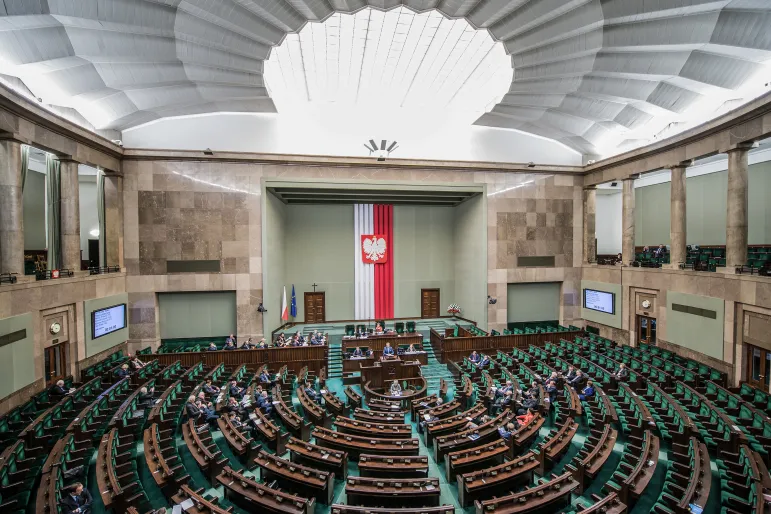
[{"left": 362, "top": 235, "right": 388, "bottom": 263}]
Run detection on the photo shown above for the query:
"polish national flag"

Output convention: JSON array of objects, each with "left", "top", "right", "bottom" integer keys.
[{"left": 281, "top": 286, "right": 289, "bottom": 321}]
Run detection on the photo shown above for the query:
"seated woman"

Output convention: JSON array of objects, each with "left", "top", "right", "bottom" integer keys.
[
  {"left": 375, "top": 322, "right": 384, "bottom": 334},
  {"left": 129, "top": 354, "right": 145, "bottom": 370},
  {"left": 516, "top": 408, "right": 536, "bottom": 426},
  {"left": 579, "top": 380, "right": 595, "bottom": 401},
  {"left": 407, "top": 343, "right": 417, "bottom": 353},
  {"left": 352, "top": 346, "right": 364, "bottom": 358},
  {"left": 469, "top": 351, "right": 480, "bottom": 363},
  {"left": 115, "top": 364, "right": 131, "bottom": 378},
  {"left": 389, "top": 380, "right": 402, "bottom": 396}
]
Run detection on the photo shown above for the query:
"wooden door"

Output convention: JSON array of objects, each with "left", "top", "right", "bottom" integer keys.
[
  {"left": 746, "top": 344, "right": 771, "bottom": 392},
  {"left": 637, "top": 315, "right": 657, "bottom": 344},
  {"left": 421, "top": 289, "right": 440, "bottom": 318},
  {"left": 304, "top": 292, "right": 326, "bottom": 323},
  {"left": 44, "top": 343, "right": 68, "bottom": 386}
]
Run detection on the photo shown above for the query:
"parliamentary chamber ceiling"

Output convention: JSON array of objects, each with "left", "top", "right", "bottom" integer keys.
[{"left": 1, "top": 0, "right": 770, "bottom": 158}]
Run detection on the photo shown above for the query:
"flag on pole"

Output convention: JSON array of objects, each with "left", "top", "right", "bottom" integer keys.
[
  {"left": 281, "top": 286, "right": 288, "bottom": 321},
  {"left": 290, "top": 285, "right": 297, "bottom": 318}
]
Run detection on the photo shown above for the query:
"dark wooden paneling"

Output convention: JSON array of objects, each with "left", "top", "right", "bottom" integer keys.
[
  {"left": 431, "top": 329, "right": 583, "bottom": 364},
  {"left": 150, "top": 346, "right": 327, "bottom": 375}
]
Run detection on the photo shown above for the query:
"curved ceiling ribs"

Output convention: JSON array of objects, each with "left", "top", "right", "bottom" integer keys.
[{"left": 0, "top": 0, "right": 769, "bottom": 156}]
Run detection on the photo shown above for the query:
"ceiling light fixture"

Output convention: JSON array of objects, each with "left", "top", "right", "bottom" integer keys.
[{"left": 363, "top": 140, "right": 398, "bottom": 161}]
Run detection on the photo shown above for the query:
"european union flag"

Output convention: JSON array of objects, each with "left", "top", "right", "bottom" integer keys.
[{"left": 290, "top": 285, "right": 297, "bottom": 318}]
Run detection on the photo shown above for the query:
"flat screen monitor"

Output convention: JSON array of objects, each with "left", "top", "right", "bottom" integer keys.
[
  {"left": 583, "top": 289, "right": 615, "bottom": 315},
  {"left": 92, "top": 303, "right": 127, "bottom": 339}
]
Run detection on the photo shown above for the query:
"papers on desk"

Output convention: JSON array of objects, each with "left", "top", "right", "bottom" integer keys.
[
  {"left": 425, "top": 484, "right": 436, "bottom": 491},
  {"left": 322, "top": 453, "right": 329, "bottom": 460},
  {"left": 248, "top": 413, "right": 257, "bottom": 420},
  {"left": 320, "top": 390, "right": 328, "bottom": 394},
  {"left": 468, "top": 434, "right": 480, "bottom": 440},
  {"left": 179, "top": 498, "right": 195, "bottom": 511},
  {"left": 424, "top": 414, "right": 431, "bottom": 421},
  {"left": 272, "top": 401, "right": 280, "bottom": 405},
  {"left": 172, "top": 504, "right": 183, "bottom": 514}
]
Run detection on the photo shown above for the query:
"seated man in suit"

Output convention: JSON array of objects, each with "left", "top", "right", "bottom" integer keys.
[
  {"left": 491, "top": 389, "right": 513, "bottom": 415},
  {"left": 196, "top": 399, "right": 219, "bottom": 423},
  {"left": 225, "top": 334, "right": 236, "bottom": 346},
  {"left": 568, "top": 370, "right": 586, "bottom": 390},
  {"left": 115, "top": 364, "right": 131, "bottom": 379},
  {"left": 129, "top": 354, "right": 146, "bottom": 370},
  {"left": 229, "top": 380, "right": 245, "bottom": 400},
  {"left": 294, "top": 331, "right": 305, "bottom": 344},
  {"left": 563, "top": 365, "right": 577, "bottom": 382},
  {"left": 207, "top": 342, "right": 218, "bottom": 351},
  {"left": 224, "top": 397, "right": 245, "bottom": 416},
  {"left": 547, "top": 372, "right": 562, "bottom": 387},
  {"left": 138, "top": 386, "right": 155, "bottom": 407},
  {"left": 50, "top": 379, "right": 69, "bottom": 396},
  {"left": 477, "top": 354, "right": 491, "bottom": 368},
  {"left": 579, "top": 380, "right": 596, "bottom": 401},
  {"left": 258, "top": 370, "right": 273, "bottom": 386},
  {"left": 653, "top": 244, "right": 667, "bottom": 258},
  {"left": 304, "top": 381, "right": 321, "bottom": 403},
  {"left": 351, "top": 346, "right": 364, "bottom": 358},
  {"left": 382, "top": 342, "right": 395, "bottom": 357},
  {"left": 545, "top": 380, "right": 559, "bottom": 404},
  {"left": 185, "top": 395, "right": 202, "bottom": 421},
  {"left": 223, "top": 339, "right": 237, "bottom": 351},
  {"left": 61, "top": 482, "right": 92, "bottom": 514},
  {"left": 495, "top": 380, "right": 514, "bottom": 398},
  {"left": 469, "top": 351, "right": 480, "bottom": 364},
  {"left": 497, "top": 422, "right": 517, "bottom": 441},
  {"left": 256, "top": 390, "right": 273, "bottom": 414},
  {"left": 241, "top": 337, "right": 255, "bottom": 350},
  {"left": 202, "top": 379, "right": 221, "bottom": 396},
  {"left": 389, "top": 380, "right": 402, "bottom": 396},
  {"left": 614, "top": 363, "right": 629, "bottom": 381},
  {"left": 311, "top": 331, "right": 325, "bottom": 345}
]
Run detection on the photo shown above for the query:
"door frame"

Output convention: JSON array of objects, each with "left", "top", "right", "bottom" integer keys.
[
  {"left": 304, "top": 292, "right": 326, "bottom": 324},
  {"left": 44, "top": 343, "right": 69, "bottom": 386},
  {"left": 745, "top": 343, "right": 770, "bottom": 391},
  {"left": 420, "top": 288, "right": 440, "bottom": 319}
]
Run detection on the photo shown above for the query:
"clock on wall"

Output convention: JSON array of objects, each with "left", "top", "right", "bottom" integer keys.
[
  {"left": 50, "top": 322, "right": 62, "bottom": 335},
  {"left": 642, "top": 300, "right": 651, "bottom": 309}
]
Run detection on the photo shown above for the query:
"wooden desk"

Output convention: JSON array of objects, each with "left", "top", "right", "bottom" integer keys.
[
  {"left": 358, "top": 454, "right": 429, "bottom": 478},
  {"left": 572, "top": 493, "right": 627, "bottom": 514},
  {"left": 434, "top": 409, "right": 515, "bottom": 460},
  {"left": 217, "top": 466, "right": 315, "bottom": 514},
  {"left": 353, "top": 407, "right": 406, "bottom": 424},
  {"left": 345, "top": 476, "right": 441, "bottom": 508},
  {"left": 425, "top": 402, "right": 486, "bottom": 446},
  {"left": 363, "top": 377, "right": 427, "bottom": 408},
  {"left": 457, "top": 450, "right": 539, "bottom": 508},
  {"left": 343, "top": 357, "right": 374, "bottom": 373},
  {"left": 251, "top": 407, "right": 289, "bottom": 455},
  {"left": 182, "top": 419, "right": 228, "bottom": 482},
  {"left": 273, "top": 385, "right": 312, "bottom": 441},
  {"left": 445, "top": 439, "right": 509, "bottom": 481},
  {"left": 173, "top": 484, "right": 233, "bottom": 514},
  {"left": 330, "top": 506, "right": 454, "bottom": 514},
  {"left": 312, "top": 426, "right": 420, "bottom": 458},
  {"left": 567, "top": 424, "right": 618, "bottom": 494},
  {"left": 334, "top": 416, "right": 412, "bottom": 439},
  {"left": 254, "top": 450, "right": 335, "bottom": 505},
  {"left": 286, "top": 436, "right": 348, "bottom": 478},
  {"left": 296, "top": 387, "right": 332, "bottom": 429},
  {"left": 474, "top": 471, "right": 579, "bottom": 514},
  {"left": 217, "top": 415, "right": 261, "bottom": 465},
  {"left": 143, "top": 423, "right": 188, "bottom": 491},
  {"left": 344, "top": 387, "right": 363, "bottom": 409},
  {"left": 342, "top": 333, "right": 423, "bottom": 359},
  {"left": 535, "top": 417, "right": 578, "bottom": 475}
]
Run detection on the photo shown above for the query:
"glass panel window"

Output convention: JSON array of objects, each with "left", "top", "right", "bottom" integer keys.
[{"left": 752, "top": 347, "right": 762, "bottom": 381}]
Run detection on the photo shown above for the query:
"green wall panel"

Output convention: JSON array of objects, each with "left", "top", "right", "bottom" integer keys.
[
  {"left": 264, "top": 191, "right": 287, "bottom": 335},
  {"left": 454, "top": 195, "right": 487, "bottom": 326},
  {"left": 666, "top": 291, "right": 724, "bottom": 360},
  {"left": 84, "top": 293, "right": 129, "bottom": 357},
  {"left": 507, "top": 282, "right": 561, "bottom": 323},
  {"left": 0, "top": 313, "right": 35, "bottom": 400},
  {"left": 158, "top": 292, "right": 236, "bottom": 340}
]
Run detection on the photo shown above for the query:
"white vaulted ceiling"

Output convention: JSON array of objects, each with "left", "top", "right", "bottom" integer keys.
[{"left": 1, "top": 1, "right": 770, "bottom": 157}]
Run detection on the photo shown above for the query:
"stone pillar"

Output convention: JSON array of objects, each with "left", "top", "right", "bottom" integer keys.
[
  {"left": 622, "top": 177, "right": 636, "bottom": 264},
  {"left": 104, "top": 174, "right": 124, "bottom": 267},
  {"left": 726, "top": 144, "right": 754, "bottom": 268},
  {"left": 0, "top": 139, "right": 24, "bottom": 276},
  {"left": 583, "top": 187, "right": 596, "bottom": 263},
  {"left": 669, "top": 163, "right": 688, "bottom": 266},
  {"left": 59, "top": 158, "right": 81, "bottom": 271}
]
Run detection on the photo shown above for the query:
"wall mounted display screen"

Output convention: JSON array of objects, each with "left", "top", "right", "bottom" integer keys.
[
  {"left": 583, "top": 289, "right": 615, "bottom": 315},
  {"left": 92, "top": 304, "right": 127, "bottom": 339}
]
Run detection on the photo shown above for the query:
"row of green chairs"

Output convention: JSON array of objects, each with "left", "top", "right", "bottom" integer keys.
[
  {"left": 109, "top": 378, "right": 157, "bottom": 438},
  {"left": 69, "top": 379, "right": 133, "bottom": 445},
  {"left": 717, "top": 445, "right": 767, "bottom": 513},
  {"left": 80, "top": 349, "right": 125, "bottom": 381},
  {"left": 738, "top": 383, "right": 771, "bottom": 417},
  {"left": 642, "top": 382, "right": 692, "bottom": 442},
  {"left": 651, "top": 437, "right": 711, "bottom": 514},
  {"left": 0, "top": 439, "right": 42, "bottom": 513}
]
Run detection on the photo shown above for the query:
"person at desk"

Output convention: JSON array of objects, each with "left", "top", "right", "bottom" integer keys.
[
  {"left": 138, "top": 386, "right": 155, "bottom": 407},
  {"left": 258, "top": 369, "right": 273, "bottom": 387},
  {"left": 224, "top": 339, "right": 237, "bottom": 351},
  {"left": 311, "top": 331, "right": 325, "bottom": 345},
  {"left": 196, "top": 399, "right": 219, "bottom": 423},
  {"left": 115, "top": 364, "right": 131, "bottom": 379},
  {"left": 257, "top": 338, "right": 268, "bottom": 349},
  {"left": 129, "top": 355, "right": 145, "bottom": 370},
  {"left": 406, "top": 343, "right": 418, "bottom": 353},
  {"left": 614, "top": 363, "right": 629, "bottom": 381},
  {"left": 495, "top": 380, "right": 514, "bottom": 398},
  {"left": 563, "top": 365, "right": 577, "bottom": 382},
  {"left": 207, "top": 342, "right": 218, "bottom": 351},
  {"left": 229, "top": 380, "right": 245, "bottom": 400},
  {"left": 185, "top": 395, "right": 202, "bottom": 421},
  {"left": 294, "top": 331, "right": 305, "bottom": 343},
  {"left": 304, "top": 381, "right": 321, "bottom": 403},
  {"left": 516, "top": 408, "right": 536, "bottom": 427},
  {"left": 203, "top": 379, "right": 221, "bottom": 396},
  {"left": 498, "top": 422, "right": 517, "bottom": 441},
  {"left": 50, "top": 379, "right": 69, "bottom": 396},
  {"left": 352, "top": 346, "right": 365, "bottom": 358},
  {"left": 61, "top": 482, "right": 92, "bottom": 514},
  {"left": 477, "top": 354, "right": 491, "bottom": 368},
  {"left": 491, "top": 389, "right": 513, "bottom": 414},
  {"left": 390, "top": 380, "right": 402, "bottom": 396},
  {"left": 469, "top": 351, "right": 480, "bottom": 364},
  {"left": 382, "top": 342, "right": 395, "bottom": 357},
  {"left": 579, "top": 380, "right": 595, "bottom": 401},
  {"left": 653, "top": 244, "right": 667, "bottom": 258},
  {"left": 224, "top": 397, "right": 245, "bottom": 415},
  {"left": 241, "top": 337, "right": 255, "bottom": 350},
  {"left": 545, "top": 380, "right": 559, "bottom": 404},
  {"left": 256, "top": 390, "right": 273, "bottom": 414},
  {"left": 375, "top": 322, "right": 384, "bottom": 334},
  {"left": 568, "top": 370, "right": 587, "bottom": 390}
]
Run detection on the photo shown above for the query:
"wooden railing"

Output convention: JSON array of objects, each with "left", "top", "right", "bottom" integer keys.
[
  {"left": 430, "top": 329, "right": 583, "bottom": 364},
  {"left": 270, "top": 314, "right": 478, "bottom": 338},
  {"left": 146, "top": 346, "right": 327, "bottom": 375}
]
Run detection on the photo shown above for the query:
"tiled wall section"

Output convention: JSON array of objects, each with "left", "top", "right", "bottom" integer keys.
[{"left": 122, "top": 160, "right": 585, "bottom": 339}]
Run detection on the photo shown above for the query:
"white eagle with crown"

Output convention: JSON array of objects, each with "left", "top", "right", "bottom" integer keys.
[{"left": 362, "top": 235, "right": 387, "bottom": 262}]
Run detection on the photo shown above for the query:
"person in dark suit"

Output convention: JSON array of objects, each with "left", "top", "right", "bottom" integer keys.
[
  {"left": 352, "top": 347, "right": 364, "bottom": 358},
  {"left": 579, "top": 381, "right": 596, "bottom": 401},
  {"left": 258, "top": 370, "right": 273, "bottom": 386},
  {"left": 614, "top": 363, "right": 629, "bottom": 381},
  {"left": 653, "top": 244, "right": 667, "bottom": 258},
  {"left": 256, "top": 390, "right": 273, "bottom": 414},
  {"left": 497, "top": 422, "right": 516, "bottom": 441},
  {"left": 469, "top": 351, "right": 480, "bottom": 364},
  {"left": 477, "top": 354, "right": 490, "bottom": 368},
  {"left": 203, "top": 379, "right": 220, "bottom": 396},
  {"left": 196, "top": 399, "right": 219, "bottom": 423},
  {"left": 60, "top": 482, "right": 92, "bottom": 514},
  {"left": 241, "top": 338, "right": 255, "bottom": 350},
  {"left": 224, "top": 397, "right": 245, "bottom": 416},
  {"left": 568, "top": 370, "right": 586, "bottom": 390},
  {"left": 138, "top": 386, "right": 155, "bottom": 407},
  {"left": 382, "top": 342, "right": 395, "bottom": 357},
  {"left": 229, "top": 380, "right": 244, "bottom": 400},
  {"left": 185, "top": 396, "right": 202, "bottom": 421},
  {"left": 207, "top": 342, "right": 218, "bottom": 351},
  {"left": 491, "top": 390, "right": 513, "bottom": 415},
  {"left": 563, "top": 366, "right": 577, "bottom": 382},
  {"left": 545, "top": 380, "right": 559, "bottom": 404},
  {"left": 495, "top": 380, "right": 513, "bottom": 398},
  {"left": 223, "top": 339, "right": 236, "bottom": 351},
  {"left": 115, "top": 364, "right": 130, "bottom": 379},
  {"left": 304, "top": 381, "right": 321, "bottom": 403},
  {"left": 50, "top": 379, "right": 68, "bottom": 396},
  {"left": 226, "top": 334, "right": 236, "bottom": 346}
]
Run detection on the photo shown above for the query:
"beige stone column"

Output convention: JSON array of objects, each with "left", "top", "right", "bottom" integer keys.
[
  {"left": 669, "top": 163, "right": 688, "bottom": 266},
  {"left": 59, "top": 158, "right": 81, "bottom": 271},
  {"left": 622, "top": 177, "right": 636, "bottom": 264},
  {"left": 583, "top": 187, "right": 596, "bottom": 263},
  {"left": 726, "top": 143, "right": 754, "bottom": 268},
  {"left": 104, "top": 174, "right": 124, "bottom": 267},
  {"left": 0, "top": 139, "right": 24, "bottom": 275}
]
